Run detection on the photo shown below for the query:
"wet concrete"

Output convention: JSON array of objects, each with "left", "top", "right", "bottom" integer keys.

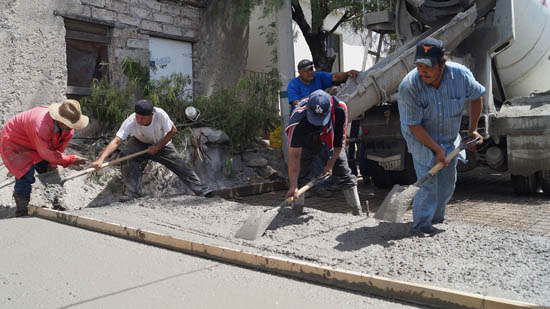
[{"left": 0, "top": 218, "right": 419, "bottom": 309}]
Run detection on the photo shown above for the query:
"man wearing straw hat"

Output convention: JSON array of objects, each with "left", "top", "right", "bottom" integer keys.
[
  {"left": 90, "top": 99, "right": 213, "bottom": 201},
  {"left": 0, "top": 100, "right": 89, "bottom": 216}
]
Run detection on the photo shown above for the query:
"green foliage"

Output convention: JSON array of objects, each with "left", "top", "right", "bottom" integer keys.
[{"left": 80, "top": 57, "right": 280, "bottom": 155}]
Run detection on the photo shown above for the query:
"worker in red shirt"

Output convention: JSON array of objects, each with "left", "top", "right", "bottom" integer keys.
[{"left": 0, "top": 100, "right": 88, "bottom": 216}]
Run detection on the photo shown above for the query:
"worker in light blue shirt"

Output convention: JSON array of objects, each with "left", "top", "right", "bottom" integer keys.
[{"left": 398, "top": 37, "right": 485, "bottom": 236}]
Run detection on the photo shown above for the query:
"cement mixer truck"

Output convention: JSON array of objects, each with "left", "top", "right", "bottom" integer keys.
[{"left": 336, "top": 0, "right": 550, "bottom": 195}]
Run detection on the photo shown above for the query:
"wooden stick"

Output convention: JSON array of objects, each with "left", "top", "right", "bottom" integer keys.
[{"left": 61, "top": 149, "right": 149, "bottom": 183}]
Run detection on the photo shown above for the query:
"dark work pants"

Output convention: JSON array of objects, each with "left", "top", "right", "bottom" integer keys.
[
  {"left": 14, "top": 160, "right": 51, "bottom": 197},
  {"left": 298, "top": 145, "right": 357, "bottom": 189},
  {"left": 120, "top": 137, "right": 211, "bottom": 197}
]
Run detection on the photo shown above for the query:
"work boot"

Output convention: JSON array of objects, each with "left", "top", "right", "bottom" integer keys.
[
  {"left": 291, "top": 194, "right": 305, "bottom": 216},
  {"left": 343, "top": 186, "right": 363, "bottom": 216},
  {"left": 13, "top": 194, "right": 30, "bottom": 217}
]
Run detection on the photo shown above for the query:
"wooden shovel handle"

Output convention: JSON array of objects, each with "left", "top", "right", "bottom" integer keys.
[
  {"left": 427, "top": 137, "right": 480, "bottom": 176},
  {"left": 427, "top": 147, "right": 463, "bottom": 176},
  {"left": 283, "top": 180, "right": 315, "bottom": 204},
  {"left": 62, "top": 149, "right": 149, "bottom": 183}
]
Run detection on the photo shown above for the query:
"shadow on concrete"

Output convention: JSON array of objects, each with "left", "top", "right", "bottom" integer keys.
[
  {"left": 266, "top": 207, "right": 314, "bottom": 231},
  {"left": 334, "top": 222, "right": 412, "bottom": 251}
]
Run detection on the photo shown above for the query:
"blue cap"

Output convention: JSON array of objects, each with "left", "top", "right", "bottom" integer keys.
[
  {"left": 306, "top": 90, "right": 331, "bottom": 127},
  {"left": 414, "top": 37, "right": 445, "bottom": 67}
]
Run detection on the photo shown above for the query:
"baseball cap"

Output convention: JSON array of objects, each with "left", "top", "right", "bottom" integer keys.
[
  {"left": 414, "top": 37, "right": 445, "bottom": 67},
  {"left": 135, "top": 99, "right": 154, "bottom": 115},
  {"left": 297, "top": 59, "right": 314, "bottom": 71},
  {"left": 306, "top": 90, "right": 331, "bottom": 127}
]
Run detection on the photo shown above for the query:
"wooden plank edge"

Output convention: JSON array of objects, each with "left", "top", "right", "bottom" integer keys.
[
  {"left": 213, "top": 180, "right": 287, "bottom": 199},
  {"left": 28, "top": 206, "right": 540, "bottom": 309}
]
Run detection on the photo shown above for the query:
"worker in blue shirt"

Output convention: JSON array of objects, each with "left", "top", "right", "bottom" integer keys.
[
  {"left": 287, "top": 59, "right": 360, "bottom": 192},
  {"left": 398, "top": 37, "right": 485, "bottom": 236},
  {"left": 287, "top": 59, "right": 358, "bottom": 112}
]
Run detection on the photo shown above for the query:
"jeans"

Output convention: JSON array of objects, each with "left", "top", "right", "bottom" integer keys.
[
  {"left": 120, "top": 137, "right": 211, "bottom": 197},
  {"left": 297, "top": 145, "right": 357, "bottom": 190},
  {"left": 14, "top": 160, "right": 49, "bottom": 197},
  {"left": 411, "top": 156, "right": 458, "bottom": 232}
]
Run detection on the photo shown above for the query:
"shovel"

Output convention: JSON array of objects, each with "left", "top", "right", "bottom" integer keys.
[
  {"left": 57, "top": 149, "right": 149, "bottom": 185},
  {"left": 0, "top": 149, "right": 149, "bottom": 189},
  {"left": 235, "top": 174, "right": 330, "bottom": 241},
  {"left": 374, "top": 137, "right": 480, "bottom": 222}
]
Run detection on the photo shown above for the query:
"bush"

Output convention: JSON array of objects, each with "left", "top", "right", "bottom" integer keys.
[{"left": 80, "top": 57, "right": 281, "bottom": 154}]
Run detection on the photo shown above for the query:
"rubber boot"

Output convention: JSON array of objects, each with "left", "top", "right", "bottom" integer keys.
[
  {"left": 343, "top": 186, "right": 363, "bottom": 216},
  {"left": 291, "top": 194, "right": 305, "bottom": 216},
  {"left": 13, "top": 193, "right": 30, "bottom": 217}
]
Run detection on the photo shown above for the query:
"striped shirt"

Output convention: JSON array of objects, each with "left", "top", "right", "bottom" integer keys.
[{"left": 398, "top": 61, "right": 485, "bottom": 165}]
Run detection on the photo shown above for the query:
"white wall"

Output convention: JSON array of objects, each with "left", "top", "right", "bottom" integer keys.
[
  {"left": 246, "top": 6, "right": 277, "bottom": 73},
  {"left": 247, "top": 0, "right": 379, "bottom": 76}
]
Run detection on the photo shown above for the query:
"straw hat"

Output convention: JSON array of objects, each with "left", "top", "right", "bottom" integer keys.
[{"left": 48, "top": 99, "right": 89, "bottom": 130}]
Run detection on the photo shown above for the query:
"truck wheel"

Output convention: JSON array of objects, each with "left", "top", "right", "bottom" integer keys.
[
  {"left": 367, "top": 159, "right": 394, "bottom": 189},
  {"left": 511, "top": 173, "right": 539, "bottom": 195},
  {"left": 391, "top": 152, "right": 417, "bottom": 185},
  {"left": 540, "top": 170, "right": 550, "bottom": 196}
]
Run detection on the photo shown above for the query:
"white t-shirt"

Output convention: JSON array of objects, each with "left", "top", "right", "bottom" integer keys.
[{"left": 116, "top": 107, "right": 174, "bottom": 145}]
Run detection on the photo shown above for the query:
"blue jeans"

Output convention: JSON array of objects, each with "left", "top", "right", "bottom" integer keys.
[
  {"left": 14, "top": 160, "right": 49, "bottom": 197},
  {"left": 411, "top": 156, "right": 458, "bottom": 232}
]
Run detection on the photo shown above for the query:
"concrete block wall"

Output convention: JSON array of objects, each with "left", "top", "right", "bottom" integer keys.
[{"left": 0, "top": 0, "right": 205, "bottom": 126}]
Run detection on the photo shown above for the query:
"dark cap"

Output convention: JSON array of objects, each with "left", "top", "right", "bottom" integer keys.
[
  {"left": 306, "top": 90, "right": 331, "bottom": 127},
  {"left": 297, "top": 59, "right": 314, "bottom": 71},
  {"left": 414, "top": 37, "right": 445, "bottom": 67},
  {"left": 135, "top": 99, "right": 154, "bottom": 115}
]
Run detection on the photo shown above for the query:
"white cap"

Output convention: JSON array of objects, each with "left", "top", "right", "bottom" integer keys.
[{"left": 185, "top": 106, "right": 200, "bottom": 122}]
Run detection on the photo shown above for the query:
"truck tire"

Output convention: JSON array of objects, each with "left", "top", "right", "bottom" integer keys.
[
  {"left": 539, "top": 170, "right": 550, "bottom": 196},
  {"left": 367, "top": 159, "right": 394, "bottom": 189},
  {"left": 511, "top": 173, "right": 539, "bottom": 195},
  {"left": 391, "top": 152, "right": 417, "bottom": 185}
]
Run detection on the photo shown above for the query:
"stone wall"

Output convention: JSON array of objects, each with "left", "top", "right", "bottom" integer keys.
[
  {"left": 0, "top": 0, "right": 205, "bottom": 126},
  {"left": 193, "top": 0, "right": 249, "bottom": 96}
]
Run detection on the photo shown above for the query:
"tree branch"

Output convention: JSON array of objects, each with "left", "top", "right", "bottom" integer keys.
[
  {"left": 291, "top": 0, "right": 311, "bottom": 35},
  {"left": 328, "top": 10, "right": 352, "bottom": 34}
]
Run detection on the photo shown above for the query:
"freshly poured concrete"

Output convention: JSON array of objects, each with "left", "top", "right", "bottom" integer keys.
[
  {"left": 1, "top": 164, "right": 549, "bottom": 307},
  {"left": 0, "top": 218, "right": 416, "bottom": 309}
]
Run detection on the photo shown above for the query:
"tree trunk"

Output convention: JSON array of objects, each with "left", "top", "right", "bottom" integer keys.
[{"left": 291, "top": 3, "right": 335, "bottom": 72}]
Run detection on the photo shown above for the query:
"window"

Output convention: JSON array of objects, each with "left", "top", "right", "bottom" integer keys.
[
  {"left": 149, "top": 37, "right": 194, "bottom": 100},
  {"left": 326, "top": 33, "right": 341, "bottom": 73},
  {"left": 64, "top": 19, "right": 110, "bottom": 99}
]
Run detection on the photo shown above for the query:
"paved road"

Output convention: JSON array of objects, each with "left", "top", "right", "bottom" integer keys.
[
  {"left": 232, "top": 167, "right": 550, "bottom": 236},
  {"left": 0, "top": 217, "right": 421, "bottom": 309}
]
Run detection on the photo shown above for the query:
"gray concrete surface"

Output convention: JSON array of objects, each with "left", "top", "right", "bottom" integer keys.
[{"left": 0, "top": 217, "right": 418, "bottom": 309}]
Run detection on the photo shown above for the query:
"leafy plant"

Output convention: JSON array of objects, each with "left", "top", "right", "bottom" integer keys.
[{"left": 80, "top": 57, "right": 281, "bottom": 155}]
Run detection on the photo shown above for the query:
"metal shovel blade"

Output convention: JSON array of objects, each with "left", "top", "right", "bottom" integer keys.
[
  {"left": 234, "top": 205, "right": 284, "bottom": 241},
  {"left": 235, "top": 175, "right": 329, "bottom": 241},
  {"left": 374, "top": 184, "right": 419, "bottom": 222}
]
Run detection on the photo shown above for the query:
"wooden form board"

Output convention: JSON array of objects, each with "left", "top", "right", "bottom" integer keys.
[{"left": 28, "top": 206, "right": 540, "bottom": 309}]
